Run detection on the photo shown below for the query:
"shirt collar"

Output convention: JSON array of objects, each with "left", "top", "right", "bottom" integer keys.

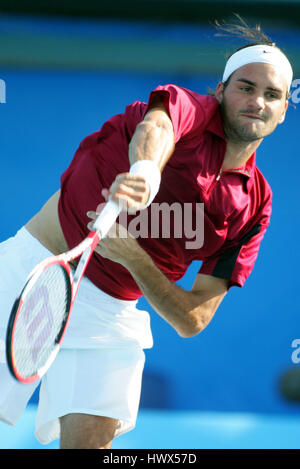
[
  {"left": 206, "top": 100, "right": 226, "bottom": 140},
  {"left": 243, "top": 152, "right": 257, "bottom": 179}
]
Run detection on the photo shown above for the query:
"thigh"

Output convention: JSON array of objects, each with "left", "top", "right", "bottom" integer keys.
[
  {"left": 59, "top": 413, "right": 119, "bottom": 449},
  {"left": 35, "top": 346, "right": 145, "bottom": 445}
]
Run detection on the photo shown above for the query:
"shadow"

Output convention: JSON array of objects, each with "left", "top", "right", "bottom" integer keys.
[{"left": 140, "top": 370, "right": 170, "bottom": 409}]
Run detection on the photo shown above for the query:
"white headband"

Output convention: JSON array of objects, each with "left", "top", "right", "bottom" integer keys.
[{"left": 222, "top": 45, "right": 293, "bottom": 90}]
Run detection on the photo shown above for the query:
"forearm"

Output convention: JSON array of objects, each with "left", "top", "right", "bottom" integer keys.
[
  {"left": 105, "top": 107, "right": 175, "bottom": 211},
  {"left": 128, "top": 108, "right": 175, "bottom": 171},
  {"left": 124, "top": 249, "right": 212, "bottom": 338},
  {"left": 87, "top": 214, "right": 226, "bottom": 336}
]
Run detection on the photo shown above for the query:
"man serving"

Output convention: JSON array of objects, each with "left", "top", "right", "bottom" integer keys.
[{"left": 0, "top": 20, "right": 293, "bottom": 448}]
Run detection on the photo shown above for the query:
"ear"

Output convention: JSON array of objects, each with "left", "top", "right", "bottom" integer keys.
[
  {"left": 278, "top": 100, "right": 289, "bottom": 124},
  {"left": 215, "top": 82, "right": 224, "bottom": 103}
]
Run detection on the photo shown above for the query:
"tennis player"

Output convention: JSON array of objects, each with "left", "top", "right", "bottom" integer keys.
[{"left": 0, "top": 19, "right": 293, "bottom": 448}]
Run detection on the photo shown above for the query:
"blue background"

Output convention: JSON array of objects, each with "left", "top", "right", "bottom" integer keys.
[{"left": 0, "top": 11, "right": 300, "bottom": 448}]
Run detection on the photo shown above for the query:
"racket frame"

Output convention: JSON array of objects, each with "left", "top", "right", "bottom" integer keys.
[
  {"left": 6, "top": 256, "right": 74, "bottom": 383},
  {"left": 6, "top": 231, "right": 100, "bottom": 384},
  {"left": 6, "top": 200, "right": 121, "bottom": 384}
]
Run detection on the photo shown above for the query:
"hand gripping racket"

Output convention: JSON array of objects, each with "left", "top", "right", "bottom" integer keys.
[{"left": 6, "top": 200, "right": 121, "bottom": 384}]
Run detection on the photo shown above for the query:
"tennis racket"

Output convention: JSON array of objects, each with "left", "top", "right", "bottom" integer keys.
[{"left": 6, "top": 200, "right": 121, "bottom": 384}]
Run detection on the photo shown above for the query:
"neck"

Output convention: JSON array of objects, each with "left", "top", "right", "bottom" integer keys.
[{"left": 222, "top": 138, "right": 262, "bottom": 170}]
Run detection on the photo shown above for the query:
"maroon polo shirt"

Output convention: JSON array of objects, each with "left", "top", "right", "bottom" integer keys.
[{"left": 58, "top": 84, "right": 272, "bottom": 300}]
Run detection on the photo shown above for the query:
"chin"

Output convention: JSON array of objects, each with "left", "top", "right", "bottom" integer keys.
[
  {"left": 237, "top": 122, "right": 270, "bottom": 140},
  {"left": 234, "top": 128, "right": 264, "bottom": 142}
]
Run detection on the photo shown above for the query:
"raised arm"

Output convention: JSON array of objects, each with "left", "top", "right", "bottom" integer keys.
[
  {"left": 106, "top": 98, "right": 175, "bottom": 211},
  {"left": 129, "top": 97, "right": 175, "bottom": 170}
]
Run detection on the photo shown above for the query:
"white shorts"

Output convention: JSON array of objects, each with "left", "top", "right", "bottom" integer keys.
[{"left": 0, "top": 227, "right": 153, "bottom": 444}]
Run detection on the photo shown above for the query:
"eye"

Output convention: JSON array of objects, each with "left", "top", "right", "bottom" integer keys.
[
  {"left": 265, "top": 92, "right": 279, "bottom": 99},
  {"left": 240, "top": 86, "right": 252, "bottom": 93}
]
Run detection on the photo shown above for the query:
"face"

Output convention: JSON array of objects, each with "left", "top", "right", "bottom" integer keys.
[{"left": 215, "top": 62, "right": 289, "bottom": 143}]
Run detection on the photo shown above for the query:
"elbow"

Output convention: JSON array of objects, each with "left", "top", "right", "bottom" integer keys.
[
  {"left": 175, "top": 307, "right": 214, "bottom": 338},
  {"left": 177, "top": 325, "right": 203, "bottom": 339},
  {"left": 177, "top": 329, "right": 200, "bottom": 339},
  {"left": 175, "top": 319, "right": 205, "bottom": 339}
]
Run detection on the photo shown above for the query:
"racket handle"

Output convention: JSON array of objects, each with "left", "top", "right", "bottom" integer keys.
[{"left": 92, "top": 200, "right": 122, "bottom": 238}]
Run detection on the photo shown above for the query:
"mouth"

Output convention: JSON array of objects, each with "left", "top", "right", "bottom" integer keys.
[{"left": 240, "top": 113, "right": 265, "bottom": 121}]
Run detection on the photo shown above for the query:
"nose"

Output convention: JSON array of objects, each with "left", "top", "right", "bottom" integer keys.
[{"left": 247, "top": 93, "right": 265, "bottom": 111}]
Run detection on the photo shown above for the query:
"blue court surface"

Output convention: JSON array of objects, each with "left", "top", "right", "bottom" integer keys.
[{"left": 1, "top": 404, "right": 300, "bottom": 449}]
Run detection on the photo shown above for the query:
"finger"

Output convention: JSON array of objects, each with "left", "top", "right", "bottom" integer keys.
[
  {"left": 87, "top": 216, "right": 107, "bottom": 230},
  {"left": 110, "top": 176, "right": 147, "bottom": 196},
  {"left": 120, "top": 179, "right": 147, "bottom": 190},
  {"left": 87, "top": 218, "right": 117, "bottom": 235},
  {"left": 87, "top": 211, "right": 97, "bottom": 220},
  {"left": 115, "top": 179, "right": 147, "bottom": 193},
  {"left": 108, "top": 179, "right": 149, "bottom": 210},
  {"left": 117, "top": 184, "right": 146, "bottom": 202},
  {"left": 110, "top": 194, "right": 143, "bottom": 213},
  {"left": 101, "top": 188, "right": 110, "bottom": 201},
  {"left": 115, "top": 173, "right": 147, "bottom": 184}
]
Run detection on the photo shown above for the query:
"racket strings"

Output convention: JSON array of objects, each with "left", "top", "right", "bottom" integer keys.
[{"left": 12, "top": 264, "right": 71, "bottom": 378}]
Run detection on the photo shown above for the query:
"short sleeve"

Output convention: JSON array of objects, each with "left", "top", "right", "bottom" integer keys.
[
  {"left": 199, "top": 169, "right": 273, "bottom": 289},
  {"left": 147, "top": 84, "right": 207, "bottom": 143},
  {"left": 200, "top": 223, "right": 269, "bottom": 288}
]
